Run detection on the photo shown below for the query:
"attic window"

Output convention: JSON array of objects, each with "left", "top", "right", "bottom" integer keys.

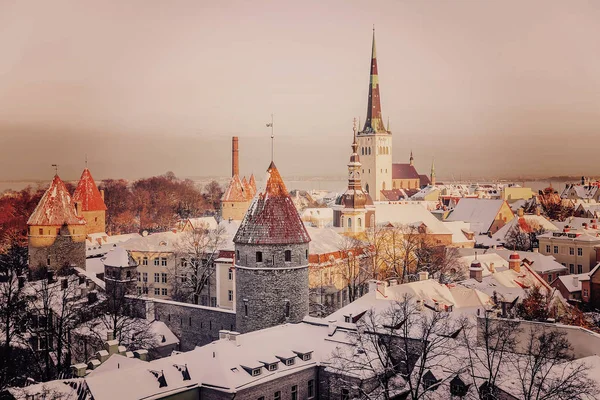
[
  {"left": 268, "top": 363, "right": 278, "bottom": 371},
  {"left": 302, "top": 353, "right": 311, "bottom": 361},
  {"left": 285, "top": 358, "right": 295, "bottom": 366},
  {"left": 251, "top": 368, "right": 261, "bottom": 376}
]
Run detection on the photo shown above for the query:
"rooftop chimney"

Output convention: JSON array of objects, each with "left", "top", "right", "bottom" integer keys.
[
  {"left": 573, "top": 276, "right": 579, "bottom": 288},
  {"left": 518, "top": 208, "right": 524, "bottom": 217},
  {"left": 232, "top": 136, "right": 239, "bottom": 177}
]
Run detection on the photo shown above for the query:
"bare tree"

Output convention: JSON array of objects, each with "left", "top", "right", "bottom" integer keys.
[
  {"left": 363, "top": 224, "right": 388, "bottom": 280},
  {"left": 327, "top": 295, "right": 463, "bottom": 400},
  {"left": 172, "top": 223, "right": 226, "bottom": 305},
  {"left": 513, "top": 328, "right": 598, "bottom": 400},
  {"left": 504, "top": 222, "right": 546, "bottom": 252},
  {"left": 338, "top": 235, "right": 370, "bottom": 304}
]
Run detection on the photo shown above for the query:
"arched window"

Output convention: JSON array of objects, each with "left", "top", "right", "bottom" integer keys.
[
  {"left": 284, "top": 250, "right": 291, "bottom": 262},
  {"left": 244, "top": 303, "right": 248, "bottom": 316},
  {"left": 285, "top": 301, "right": 290, "bottom": 318},
  {"left": 358, "top": 218, "right": 362, "bottom": 227},
  {"left": 365, "top": 184, "right": 370, "bottom": 193},
  {"left": 368, "top": 148, "right": 371, "bottom": 155},
  {"left": 348, "top": 218, "right": 352, "bottom": 228},
  {"left": 256, "top": 251, "right": 263, "bottom": 262}
]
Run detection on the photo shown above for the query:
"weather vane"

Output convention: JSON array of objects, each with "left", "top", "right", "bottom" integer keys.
[{"left": 266, "top": 114, "right": 274, "bottom": 162}]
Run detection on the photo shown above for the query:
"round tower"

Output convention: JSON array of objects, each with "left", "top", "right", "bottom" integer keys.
[
  {"left": 103, "top": 247, "right": 138, "bottom": 299},
  {"left": 73, "top": 167, "right": 108, "bottom": 235},
  {"left": 233, "top": 162, "right": 311, "bottom": 334},
  {"left": 27, "top": 175, "right": 87, "bottom": 273}
]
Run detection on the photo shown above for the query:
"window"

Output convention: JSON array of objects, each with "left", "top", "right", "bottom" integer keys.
[
  {"left": 274, "top": 391, "right": 281, "bottom": 400},
  {"left": 137, "top": 287, "right": 142, "bottom": 295},
  {"left": 211, "top": 297, "right": 216, "bottom": 307},
  {"left": 553, "top": 246, "right": 559, "bottom": 254},
  {"left": 285, "top": 358, "right": 295, "bottom": 366},
  {"left": 154, "top": 288, "right": 160, "bottom": 295},
  {"left": 545, "top": 245, "right": 551, "bottom": 253},
  {"left": 268, "top": 363, "right": 278, "bottom": 371},
  {"left": 161, "top": 257, "right": 167, "bottom": 266},
  {"left": 143, "top": 286, "right": 148, "bottom": 294},
  {"left": 285, "top": 302, "right": 290, "bottom": 318},
  {"left": 142, "top": 273, "right": 148, "bottom": 282},
  {"left": 308, "top": 379, "right": 315, "bottom": 398},
  {"left": 547, "top": 274, "right": 553, "bottom": 283},
  {"left": 256, "top": 252, "right": 263, "bottom": 262},
  {"left": 161, "top": 273, "right": 167, "bottom": 283},
  {"left": 341, "top": 388, "right": 350, "bottom": 400},
  {"left": 306, "top": 249, "right": 308, "bottom": 259},
  {"left": 154, "top": 258, "right": 160, "bottom": 266},
  {"left": 236, "top": 250, "right": 240, "bottom": 260},
  {"left": 570, "top": 247, "right": 575, "bottom": 255},
  {"left": 578, "top": 264, "right": 583, "bottom": 274},
  {"left": 162, "top": 288, "right": 168, "bottom": 296},
  {"left": 181, "top": 258, "right": 187, "bottom": 267},
  {"left": 245, "top": 303, "right": 248, "bottom": 316},
  {"left": 584, "top": 289, "right": 589, "bottom": 297},
  {"left": 228, "top": 290, "right": 233, "bottom": 302},
  {"left": 153, "top": 273, "right": 158, "bottom": 283},
  {"left": 358, "top": 218, "right": 362, "bottom": 227},
  {"left": 56, "top": 227, "right": 60, "bottom": 235},
  {"left": 578, "top": 248, "right": 583, "bottom": 256},
  {"left": 257, "top": 397, "right": 264, "bottom": 400},
  {"left": 291, "top": 385, "right": 298, "bottom": 400},
  {"left": 302, "top": 353, "right": 312, "bottom": 361},
  {"left": 348, "top": 218, "right": 352, "bottom": 228},
  {"left": 285, "top": 250, "right": 291, "bottom": 262},
  {"left": 126, "top": 271, "right": 131, "bottom": 278},
  {"left": 228, "top": 269, "right": 233, "bottom": 280},
  {"left": 570, "top": 264, "right": 575, "bottom": 273},
  {"left": 142, "top": 257, "right": 148, "bottom": 266},
  {"left": 252, "top": 369, "right": 261, "bottom": 377}
]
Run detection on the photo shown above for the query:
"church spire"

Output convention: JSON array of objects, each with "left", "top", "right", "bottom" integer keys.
[
  {"left": 348, "top": 118, "right": 362, "bottom": 190},
  {"left": 431, "top": 158, "right": 436, "bottom": 186},
  {"left": 362, "top": 28, "right": 387, "bottom": 134},
  {"left": 410, "top": 150, "right": 414, "bottom": 166}
]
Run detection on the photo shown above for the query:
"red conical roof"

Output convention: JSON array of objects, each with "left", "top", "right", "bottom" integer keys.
[
  {"left": 249, "top": 174, "right": 257, "bottom": 195},
  {"left": 27, "top": 175, "right": 86, "bottom": 226},
  {"left": 73, "top": 168, "right": 107, "bottom": 211},
  {"left": 222, "top": 175, "right": 247, "bottom": 202},
  {"left": 234, "top": 162, "right": 311, "bottom": 245}
]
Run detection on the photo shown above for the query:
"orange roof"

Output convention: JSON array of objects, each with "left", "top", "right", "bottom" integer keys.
[
  {"left": 73, "top": 168, "right": 107, "bottom": 211},
  {"left": 248, "top": 174, "right": 257, "bottom": 197},
  {"left": 27, "top": 175, "right": 86, "bottom": 226},
  {"left": 234, "top": 162, "right": 311, "bottom": 245},
  {"left": 222, "top": 175, "right": 247, "bottom": 202}
]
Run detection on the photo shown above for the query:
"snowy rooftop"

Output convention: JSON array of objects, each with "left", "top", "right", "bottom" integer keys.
[
  {"left": 446, "top": 198, "right": 510, "bottom": 234},
  {"left": 27, "top": 175, "right": 86, "bottom": 226},
  {"left": 374, "top": 203, "right": 451, "bottom": 235},
  {"left": 73, "top": 168, "right": 107, "bottom": 212}
]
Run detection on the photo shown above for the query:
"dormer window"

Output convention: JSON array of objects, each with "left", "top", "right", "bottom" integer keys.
[
  {"left": 302, "top": 353, "right": 311, "bottom": 361},
  {"left": 268, "top": 363, "right": 278, "bottom": 371},
  {"left": 252, "top": 368, "right": 261, "bottom": 376},
  {"left": 285, "top": 358, "right": 295, "bottom": 366}
]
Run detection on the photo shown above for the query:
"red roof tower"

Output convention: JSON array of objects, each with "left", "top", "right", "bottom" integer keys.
[
  {"left": 27, "top": 175, "right": 86, "bottom": 227},
  {"left": 234, "top": 162, "right": 310, "bottom": 245},
  {"left": 73, "top": 168, "right": 107, "bottom": 212},
  {"left": 361, "top": 29, "right": 388, "bottom": 134}
]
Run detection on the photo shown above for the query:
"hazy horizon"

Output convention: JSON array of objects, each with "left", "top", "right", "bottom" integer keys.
[{"left": 2, "top": 1, "right": 600, "bottom": 181}]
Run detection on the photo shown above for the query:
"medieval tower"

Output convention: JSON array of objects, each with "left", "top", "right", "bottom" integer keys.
[
  {"left": 27, "top": 175, "right": 87, "bottom": 272},
  {"left": 73, "top": 167, "right": 108, "bottom": 235},
  {"left": 333, "top": 120, "right": 375, "bottom": 235},
  {"left": 233, "top": 162, "right": 311, "bottom": 333},
  {"left": 357, "top": 29, "right": 392, "bottom": 201},
  {"left": 221, "top": 137, "right": 257, "bottom": 221},
  {"left": 103, "top": 247, "right": 138, "bottom": 299}
]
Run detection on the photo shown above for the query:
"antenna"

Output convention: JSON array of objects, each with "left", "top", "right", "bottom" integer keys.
[
  {"left": 51, "top": 164, "right": 59, "bottom": 175},
  {"left": 266, "top": 114, "right": 274, "bottom": 162},
  {"left": 85, "top": 154, "right": 88, "bottom": 168}
]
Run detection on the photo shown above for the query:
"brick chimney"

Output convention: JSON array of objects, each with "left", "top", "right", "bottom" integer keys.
[
  {"left": 469, "top": 259, "right": 483, "bottom": 282},
  {"left": 509, "top": 252, "right": 521, "bottom": 273},
  {"left": 232, "top": 136, "right": 239, "bottom": 177}
]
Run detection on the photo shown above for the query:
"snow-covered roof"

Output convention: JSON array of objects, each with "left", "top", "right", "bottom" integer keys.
[
  {"left": 375, "top": 203, "right": 451, "bottom": 235},
  {"left": 27, "top": 175, "right": 86, "bottom": 226},
  {"left": 411, "top": 185, "right": 440, "bottom": 200},
  {"left": 120, "top": 231, "right": 180, "bottom": 253},
  {"left": 102, "top": 247, "right": 137, "bottom": 268},
  {"left": 442, "top": 221, "right": 475, "bottom": 245},
  {"left": 490, "top": 215, "right": 558, "bottom": 245},
  {"left": 73, "top": 168, "right": 107, "bottom": 212},
  {"left": 493, "top": 249, "right": 566, "bottom": 274},
  {"left": 446, "top": 198, "right": 510, "bottom": 234},
  {"left": 185, "top": 216, "right": 218, "bottom": 230},
  {"left": 305, "top": 226, "right": 347, "bottom": 255},
  {"left": 556, "top": 264, "right": 599, "bottom": 292}
]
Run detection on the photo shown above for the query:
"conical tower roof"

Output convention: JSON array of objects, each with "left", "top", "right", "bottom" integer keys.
[
  {"left": 27, "top": 175, "right": 86, "bottom": 226},
  {"left": 222, "top": 175, "right": 247, "bottom": 202},
  {"left": 234, "top": 162, "right": 310, "bottom": 245},
  {"left": 73, "top": 168, "right": 107, "bottom": 211},
  {"left": 361, "top": 29, "right": 388, "bottom": 134},
  {"left": 248, "top": 174, "right": 257, "bottom": 196}
]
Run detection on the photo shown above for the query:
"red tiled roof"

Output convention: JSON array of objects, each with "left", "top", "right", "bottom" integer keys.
[
  {"left": 27, "top": 175, "right": 86, "bottom": 226},
  {"left": 248, "top": 174, "right": 257, "bottom": 197},
  {"left": 392, "top": 163, "right": 420, "bottom": 180},
  {"left": 419, "top": 174, "right": 431, "bottom": 186},
  {"left": 73, "top": 168, "right": 107, "bottom": 211},
  {"left": 234, "top": 162, "right": 311, "bottom": 245},
  {"left": 222, "top": 175, "right": 247, "bottom": 202}
]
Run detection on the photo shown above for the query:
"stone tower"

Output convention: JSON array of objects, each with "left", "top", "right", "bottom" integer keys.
[
  {"left": 73, "top": 167, "right": 108, "bottom": 234},
  {"left": 103, "top": 247, "right": 138, "bottom": 299},
  {"left": 221, "top": 137, "right": 256, "bottom": 221},
  {"left": 27, "top": 175, "right": 87, "bottom": 273},
  {"left": 233, "top": 162, "right": 311, "bottom": 333},
  {"left": 333, "top": 120, "right": 376, "bottom": 235},
  {"left": 357, "top": 29, "right": 392, "bottom": 201}
]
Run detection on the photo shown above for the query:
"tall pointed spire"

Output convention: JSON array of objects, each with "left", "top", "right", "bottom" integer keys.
[
  {"left": 431, "top": 158, "right": 436, "bottom": 186},
  {"left": 361, "top": 28, "right": 388, "bottom": 134},
  {"left": 410, "top": 150, "right": 414, "bottom": 166}
]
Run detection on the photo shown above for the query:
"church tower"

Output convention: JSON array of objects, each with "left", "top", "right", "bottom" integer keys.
[
  {"left": 334, "top": 120, "right": 375, "bottom": 235},
  {"left": 27, "top": 175, "right": 87, "bottom": 273},
  {"left": 73, "top": 167, "right": 107, "bottom": 234},
  {"left": 357, "top": 29, "right": 392, "bottom": 201},
  {"left": 233, "top": 162, "right": 311, "bottom": 333},
  {"left": 431, "top": 158, "right": 436, "bottom": 186}
]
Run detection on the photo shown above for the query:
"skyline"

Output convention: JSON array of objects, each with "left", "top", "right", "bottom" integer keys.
[{"left": 2, "top": 1, "right": 600, "bottom": 181}]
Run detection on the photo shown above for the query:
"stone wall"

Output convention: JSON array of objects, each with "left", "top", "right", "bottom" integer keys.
[
  {"left": 235, "top": 242, "right": 309, "bottom": 334},
  {"left": 82, "top": 210, "right": 106, "bottom": 235},
  {"left": 28, "top": 226, "right": 86, "bottom": 272},
  {"left": 131, "top": 297, "right": 237, "bottom": 351}
]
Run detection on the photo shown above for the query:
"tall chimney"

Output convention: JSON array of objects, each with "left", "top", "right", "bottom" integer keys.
[{"left": 232, "top": 136, "right": 239, "bottom": 177}]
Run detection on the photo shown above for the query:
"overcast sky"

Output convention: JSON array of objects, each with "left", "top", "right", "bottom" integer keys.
[{"left": 1, "top": 0, "right": 600, "bottom": 182}]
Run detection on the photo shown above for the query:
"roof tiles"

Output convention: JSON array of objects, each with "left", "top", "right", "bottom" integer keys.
[
  {"left": 27, "top": 175, "right": 86, "bottom": 226},
  {"left": 73, "top": 168, "right": 107, "bottom": 211}
]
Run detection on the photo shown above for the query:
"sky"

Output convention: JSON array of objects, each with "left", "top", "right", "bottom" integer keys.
[{"left": 1, "top": 0, "right": 600, "bottom": 182}]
